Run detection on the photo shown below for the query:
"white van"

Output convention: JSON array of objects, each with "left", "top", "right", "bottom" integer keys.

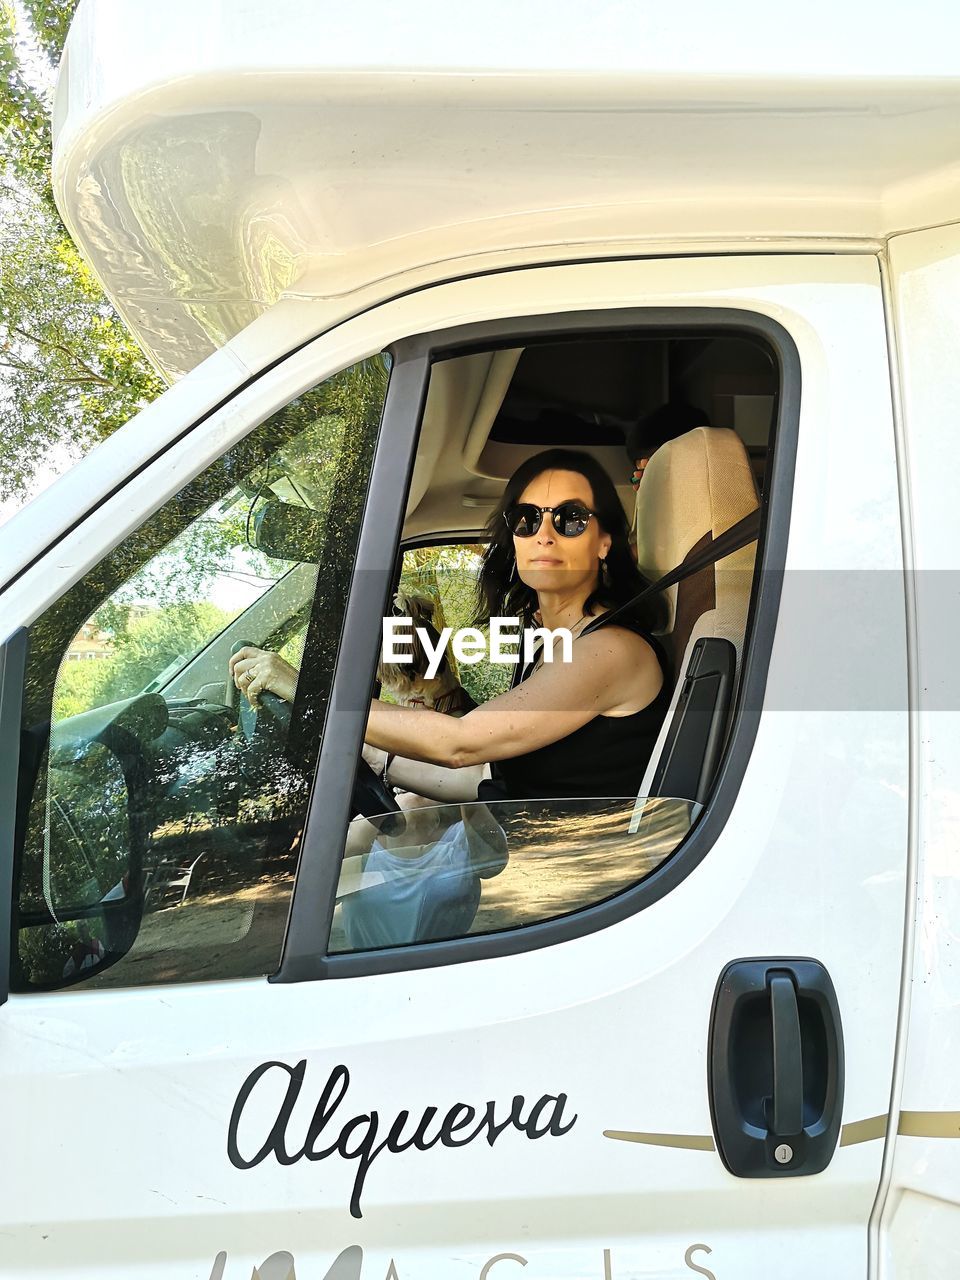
[{"left": 2, "top": 3, "right": 959, "bottom": 1277}]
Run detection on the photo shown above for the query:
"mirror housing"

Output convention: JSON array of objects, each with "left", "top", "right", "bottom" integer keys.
[{"left": 252, "top": 500, "right": 325, "bottom": 562}]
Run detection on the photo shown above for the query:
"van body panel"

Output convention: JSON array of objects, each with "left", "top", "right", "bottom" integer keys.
[
  {"left": 880, "top": 224, "right": 960, "bottom": 1276},
  {"left": 53, "top": 0, "right": 960, "bottom": 376},
  {"left": 0, "top": 256, "right": 909, "bottom": 1277}
]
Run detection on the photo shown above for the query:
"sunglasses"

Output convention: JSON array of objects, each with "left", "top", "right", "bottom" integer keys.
[{"left": 504, "top": 501, "right": 597, "bottom": 538}]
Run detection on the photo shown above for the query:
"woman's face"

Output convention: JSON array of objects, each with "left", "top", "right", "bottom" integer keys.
[{"left": 513, "top": 468, "right": 612, "bottom": 597}]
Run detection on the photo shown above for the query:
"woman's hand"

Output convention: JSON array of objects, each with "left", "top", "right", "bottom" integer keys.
[{"left": 228, "top": 645, "right": 298, "bottom": 707}]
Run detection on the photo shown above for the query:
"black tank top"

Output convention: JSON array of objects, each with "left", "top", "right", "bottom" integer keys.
[{"left": 478, "top": 615, "right": 673, "bottom": 803}]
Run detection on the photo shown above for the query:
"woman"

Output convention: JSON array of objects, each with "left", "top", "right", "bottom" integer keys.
[
  {"left": 368, "top": 447, "right": 671, "bottom": 802},
  {"left": 231, "top": 448, "right": 671, "bottom": 802}
]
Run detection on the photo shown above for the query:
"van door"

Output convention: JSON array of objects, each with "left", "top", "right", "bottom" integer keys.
[{"left": 0, "top": 256, "right": 907, "bottom": 1280}]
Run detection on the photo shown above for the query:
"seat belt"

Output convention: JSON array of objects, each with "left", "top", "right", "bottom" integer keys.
[{"left": 590, "top": 505, "right": 762, "bottom": 635}]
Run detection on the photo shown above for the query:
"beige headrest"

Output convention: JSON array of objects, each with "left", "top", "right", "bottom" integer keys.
[{"left": 634, "top": 427, "right": 759, "bottom": 585}]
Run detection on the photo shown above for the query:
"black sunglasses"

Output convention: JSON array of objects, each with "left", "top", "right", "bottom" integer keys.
[{"left": 504, "top": 501, "right": 597, "bottom": 538}]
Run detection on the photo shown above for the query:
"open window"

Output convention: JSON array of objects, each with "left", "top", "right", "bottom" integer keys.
[{"left": 320, "top": 321, "right": 782, "bottom": 963}]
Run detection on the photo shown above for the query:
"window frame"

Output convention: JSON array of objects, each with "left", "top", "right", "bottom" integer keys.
[{"left": 275, "top": 306, "right": 799, "bottom": 984}]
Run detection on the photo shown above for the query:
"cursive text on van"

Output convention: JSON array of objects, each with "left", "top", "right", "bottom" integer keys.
[{"left": 227, "top": 1060, "right": 578, "bottom": 1219}]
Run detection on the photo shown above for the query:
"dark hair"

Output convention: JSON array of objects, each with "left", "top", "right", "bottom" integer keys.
[
  {"left": 475, "top": 448, "right": 665, "bottom": 632},
  {"left": 625, "top": 402, "right": 709, "bottom": 462},
  {"left": 377, "top": 590, "right": 450, "bottom": 689}
]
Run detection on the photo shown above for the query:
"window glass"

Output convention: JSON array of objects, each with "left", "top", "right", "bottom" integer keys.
[
  {"left": 394, "top": 543, "right": 511, "bottom": 707},
  {"left": 326, "top": 321, "right": 777, "bottom": 965},
  {"left": 329, "top": 796, "right": 699, "bottom": 952},
  {"left": 14, "top": 356, "right": 390, "bottom": 991}
]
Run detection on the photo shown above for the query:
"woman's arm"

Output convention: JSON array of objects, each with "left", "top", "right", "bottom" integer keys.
[
  {"left": 365, "top": 628, "right": 664, "bottom": 768},
  {"left": 361, "top": 745, "right": 489, "bottom": 803},
  {"left": 393, "top": 757, "right": 490, "bottom": 802}
]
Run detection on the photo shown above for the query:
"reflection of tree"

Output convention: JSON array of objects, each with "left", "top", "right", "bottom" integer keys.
[
  {"left": 18, "top": 742, "right": 128, "bottom": 915},
  {"left": 47, "top": 355, "right": 389, "bottom": 723},
  {"left": 18, "top": 355, "right": 390, "bottom": 990},
  {"left": 18, "top": 919, "right": 100, "bottom": 986},
  {"left": 143, "top": 743, "right": 309, "bottom": 911},
  {"left": 54, "top": 602, "right": 233, "bottom": 718}
]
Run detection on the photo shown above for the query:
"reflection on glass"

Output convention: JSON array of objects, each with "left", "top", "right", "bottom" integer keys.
[
  {"left": 47, "top": 742, "right": 130, "bottom": 912},
  {"left": 16, "top": 355, "right": 390, "bottom": 991},
  {"left": 330, "top": 795, "right": 701, "bottom": 953}
]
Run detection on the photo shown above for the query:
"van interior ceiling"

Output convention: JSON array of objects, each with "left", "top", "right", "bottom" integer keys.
[{"left": 402, "top": 332, "right": 777, "bottom": 537}]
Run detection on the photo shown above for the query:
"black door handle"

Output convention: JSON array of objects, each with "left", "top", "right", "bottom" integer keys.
[
  {"left": 768, "top": 972, "right": 803, "bottom": 1136},
  {"left": 709, "top": 958, "right": 844, "bottom": 1176}
]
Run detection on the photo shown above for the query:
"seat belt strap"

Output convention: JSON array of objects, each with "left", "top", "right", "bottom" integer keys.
[{"left": 591, "top": 506, "right": 762, "bottom": 634}]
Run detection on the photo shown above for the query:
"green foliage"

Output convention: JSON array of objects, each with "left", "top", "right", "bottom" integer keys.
[
  {"left": 46, "top": 356, "right": 392, "bottom": 721},
  {"left": 0, "top": 4, "right": 387, "bottom": 507},
  {"left": 0, "top": 195, "right": 165, "bottom": 497},
  {"left": 18, "top": 0, "right": 75, "bottom": 67},
  {"left": 399, "top": 544, "right": 513, "bottom": 706},
  {"left": 51, "top": 653, "right": 111, "bottom": 719},
  {"left": 53, "top": 601, "right": 233, "bottom": 718},
  {"left": 0, "top": 0, "right": 57, "bottom": 196},
  {"left": 0, "top": 0, "right": 163, "bottom": 503}
]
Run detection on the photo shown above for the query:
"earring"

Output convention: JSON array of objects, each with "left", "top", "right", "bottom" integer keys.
[
  {"left": 600, "top": 557, "right": 611, "bottom": 588},
  {"left": 510, "top": 556, "right": 517, "bottom": 583}
]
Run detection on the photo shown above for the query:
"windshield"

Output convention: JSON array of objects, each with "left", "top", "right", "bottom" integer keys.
[{"left": 51, "top": 357, "right": 390, "bottom": 722}]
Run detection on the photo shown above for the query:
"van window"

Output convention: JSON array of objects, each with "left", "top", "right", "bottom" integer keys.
[
  {"left": 326, "top": 328, "right": 772, "bottom": 964},
  {"left": 330, "top": 796, "right": 700, "bottom": 953},
  {"left": 13, "top": 356, "right": 389, "bottom": 991},
  {"left": 391, "top": 543, "right": 512, "bottom": 708}
]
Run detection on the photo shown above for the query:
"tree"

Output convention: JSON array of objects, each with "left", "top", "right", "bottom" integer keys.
[
  {"left": 0, "top": 0, "right": 164, "bottom": 504},
  {"left": 399, "top": 544, "right": 514, "bottom": 706},
  {"left": 53, "top": 601, "right": 234, "bottom": 719}
]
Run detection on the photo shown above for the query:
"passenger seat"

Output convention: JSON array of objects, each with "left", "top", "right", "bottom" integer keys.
[{"left": 633, "top": 426, "right": 759, "bottom": 802}]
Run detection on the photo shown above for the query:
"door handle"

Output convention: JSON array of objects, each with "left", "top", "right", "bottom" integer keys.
[
  {"left": 709, "top": 958, "right": 844, "bottom": 1176},
  {"left": 768, "top": 972, "right": 803, "bottom": 1136}
]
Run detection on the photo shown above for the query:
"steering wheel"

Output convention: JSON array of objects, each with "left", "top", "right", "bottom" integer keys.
[
  {"left": 352, "top": 757, "right": 406, "bottom": 836},
  {"left": 227, "top": 641, "right": 293, "bottom": 743},
  {"left": 227, "top": 643, "right": 403, "bottom": 833},
  {"left": 237, "top": 687, "right": 292, "bottom": 743}
]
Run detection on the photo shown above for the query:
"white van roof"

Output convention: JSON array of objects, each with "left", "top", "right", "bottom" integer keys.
[{"left": 54, "top": 0, "right": 960, "bottom": 378}]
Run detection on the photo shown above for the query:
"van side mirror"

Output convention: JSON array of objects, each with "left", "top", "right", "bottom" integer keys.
[
  {"left": 15, "top": 738, "right": 145, "bottom": 991},
  {"left": 14, "top": 709, "right": 160, "bottom": 992},
  {"left": 252, "top": 500, "right": 325, "bottom": 562}
]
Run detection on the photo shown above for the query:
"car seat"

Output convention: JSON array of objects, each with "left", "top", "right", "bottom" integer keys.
[{"left": 633, "top": 426, "right": 760, "bottom": 803}]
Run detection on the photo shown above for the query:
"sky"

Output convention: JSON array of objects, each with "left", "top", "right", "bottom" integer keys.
[
  {"left": 0, "top": 446, "right": 81, "bottom": 528},
  {"left": 11, "top": 0, "right": 55, "bottom": 99}
]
